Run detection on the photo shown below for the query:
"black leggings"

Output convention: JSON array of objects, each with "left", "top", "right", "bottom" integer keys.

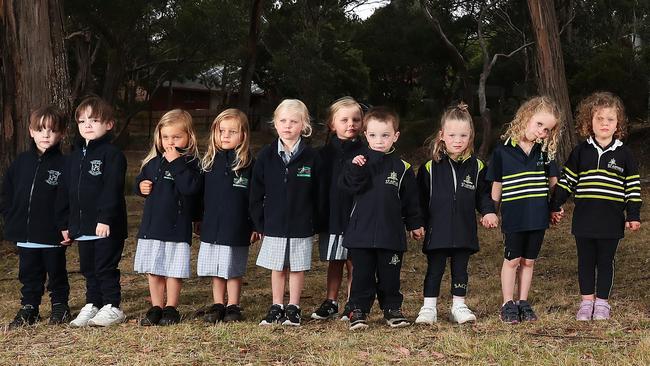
[
  {"left": 575, "top": 237, "right": 619, "bottom": 299},
  {"left": 423, "top": 249, "right": 472, "bottom": 297}
]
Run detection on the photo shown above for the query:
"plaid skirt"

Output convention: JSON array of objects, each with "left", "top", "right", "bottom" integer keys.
[
  {"left": 319, "top": 233, "right": 348, "bottom": 261},
  {"left": 134, "top": 239, "right": 191, "bottom": 279},
  {"left": 256, "top": 236, "right": 314, "bottom": 271},
  {"left": 197, "top": 242, "right": 249, "bottom": 279}
]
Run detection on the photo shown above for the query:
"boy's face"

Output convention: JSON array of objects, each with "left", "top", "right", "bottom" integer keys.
[
  {"left": 77, "top": 106, "right": 113, "bottom": 143},
  {"left": 591, "top": 107, "right": 618, "bottom": 142},
  {"left": 29, "top": 125, "right": 63, "bottom": 153},
  {"left": 364, "top": 118, "right": 399, "bottom": 153}
]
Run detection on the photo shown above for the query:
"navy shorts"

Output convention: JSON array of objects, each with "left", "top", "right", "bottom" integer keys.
[{"left": 503, "top": 230, "right": 546, "bottom": 260}]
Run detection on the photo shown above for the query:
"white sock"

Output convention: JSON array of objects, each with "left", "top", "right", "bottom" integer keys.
[
  {"left": 274, "top": 304, "right": 284, "bottom": 309},
  {"left": 423, "top": 297, "right": 437, "bottom": 308},
  {"left": 452, "top": 296, "right": 465, "bottom": 307}
]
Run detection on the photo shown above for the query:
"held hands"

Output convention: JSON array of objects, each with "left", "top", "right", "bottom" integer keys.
[
  {"left": 163, "top": 145, "right": 181, "bottom": 162},
  {"left": 481, "top": 213, "right": 499, "bottom": 229},
  {"left": 550, "top": 208, "right": 565, "bottom": 225},
  {"left": 96, "top": 223, "right": 110, "bottom": 237},
  {"left": 250, "top": 231, "right": 261, "bottom": 244},
  {"left": 352, "top": 155, "right": 367, "bottom": 166},
  {"left": 409, "top": 227, "right": 425, "bottom": 241},
  {"left": 625, "top": 221, "right": 641, "bottom": 231},
  {"left": 139, "top": 180, "right": 153, "bottom": 196},
  {"left": 60, "top": 230, "right": 73, "bottom": 246}
]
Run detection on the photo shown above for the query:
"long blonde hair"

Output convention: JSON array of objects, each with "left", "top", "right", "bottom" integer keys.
[
  {"left": 273, "top": 99, "right": 313, "bottom": 137},
  {"left": 426, "top": 102, "right": 474, "bottom": 162},
  {"left": 140, "top": 109, "right": 199, "bottom": 170},
  {"left": 501, "top": 96, "right": 562, "bottom": 160},
  {"left": 201, "top": 108, "right": 252, "bottom": 172}
]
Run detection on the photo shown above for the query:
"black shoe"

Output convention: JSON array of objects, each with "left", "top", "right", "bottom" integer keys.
[
  {"left": 340, "top": 302, "right": 352, "bottom": 321},
  {"left": 281, "top": 305, "right": 301, "bottom": 326},
  {"left": 223, "top": 304, "right": 243, "bottom": 322},
  {"left": 203, "top": 303, "right": 226, "bottom": 324},
  {"left": 140, "top": 306, "right": 163, "bottom": 326},
  {"left": 48, "top": 303, "right": 71, "bottom": 325},
  {"left": 9, "top": 305, "right": 39, "bottom": 329},
  {"left": 384, "top": 308, "right": 410, "bottom": 328},
  {"left": 348, "top": 309, "right": 368, "bottom": 331},
  {"left": 311, "top": 299, "right": 339, "bottom": 320},
  {"left": 259, "top": 304, "right": 284, "bottom": 326},
  {"left": 518, "top": 300, "right": 538, "bottom": 322},
  {"left": 500, "top": 300, "right": 520, "bottom": 324},
  {"left": 158, "top": 306, "right": 181, "bottom": 326}
]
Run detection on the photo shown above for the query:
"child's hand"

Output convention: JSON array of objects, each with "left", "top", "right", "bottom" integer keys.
[
  {"left": 409, "top": 227, "right": 424, "bottom": 240},
  {"left": 60, "top": 230, "right": 74, "bottom": 246},
  {"left": 250, "top": 231, "right": 260, "bottom": 244},
  {"left": 193, "top": 222, "right": 201, "bottom": 235},
  {"left": 481, "top": 213, "right": 499, "bottom": 228},
  {"left": 352, "top": 155, "right": 367, "bottom": 166},
  {"left": 139, "top": 180, "right": 153, "bottom": 195},
  {"left": 96, "top": 223, "right": 110, "bottom": 237},
  {"left": 163, "top": 146, "right": 181, "bottom": 162},
  {"left": 550, "top": 208, "right": 564, "bottom": 225},
  {"left": 625, "top": 221, "right": 641, "bottom": 231}
]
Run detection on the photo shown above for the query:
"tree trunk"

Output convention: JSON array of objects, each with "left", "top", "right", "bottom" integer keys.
[
  {"left": 1, "top": 0, "right": 71, "bottom": 178},
  {"left": 527, "top": 0, "right": 576, "bottom": 162},
  {"left": 238, "top": 0, "right": 264, "bottom": 118}
]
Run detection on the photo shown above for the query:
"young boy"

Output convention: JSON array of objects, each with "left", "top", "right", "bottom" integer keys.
[
  {"left": 58, "top": 96, "right": 128, "bottom": 327},
  {"left": 1, "top": 106, "right": 70, "bottom": 328},
  {"left": 338, "top": 107, "right": 424, "bottom": 330}
]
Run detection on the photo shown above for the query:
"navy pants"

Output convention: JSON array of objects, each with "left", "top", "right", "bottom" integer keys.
[
  {"left": 423, "top": 248, "right": 472, "bottom": 297},
  {"left": 18, "top": 246, "right": 70, "bottom": 307},
  {"left": 575, "top": 237, "right": 619, "bottom": 299},
  {"left": 348, "top": 248, "right": 403, "bottom": 313},
  {"left": 78, "top": 237, "right": 124, "bottom": 307}
]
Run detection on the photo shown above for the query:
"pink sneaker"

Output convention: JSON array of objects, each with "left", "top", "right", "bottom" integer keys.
[
  {"left": 592, "top": 300, "right": 611, "bottom": 320},
  {"left": 575, "top": 300, "right": 594, "bottom": 321}
]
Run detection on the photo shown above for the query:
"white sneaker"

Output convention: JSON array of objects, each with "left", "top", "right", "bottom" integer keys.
[
  {"left": 415, "top": 306, "right": 437, "bottom": 324},
  {"left": 87, "top": 304, "right": 126, "bottom": 327},
  {"left": 450, "top": 303, "right": 476, "bottom": 324},
  {"left": 70, "top": 303, "right": 99, "bottom": 327}
]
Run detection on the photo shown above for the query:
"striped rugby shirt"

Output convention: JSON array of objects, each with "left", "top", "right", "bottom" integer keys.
[
  {"left": 550, "top": 137, "right": 642, "bottom": 239},
  {"left": 486, "top": 137, "right": 559, "bottom": 233}
]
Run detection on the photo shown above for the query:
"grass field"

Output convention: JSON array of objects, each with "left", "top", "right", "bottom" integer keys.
[{"left": 0, "top": 128, "right": 648, "bottom": 365}]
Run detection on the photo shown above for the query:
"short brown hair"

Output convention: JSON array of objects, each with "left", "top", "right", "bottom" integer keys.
[
  {"left": 29, "top": 105, "right": 66, "bottom": 132},
  {"left": 363, "top": 107, "right": 399, "bottom": 132},
  {"left": 75, "top": 96, "right": 114, "bottom": 124},
  {"left": 575, "top": 91, "right": 627, "bottom": 140}
]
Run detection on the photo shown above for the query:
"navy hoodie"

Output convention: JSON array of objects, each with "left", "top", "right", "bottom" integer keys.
[
  {"left": 339, "top": 148, "right": 422, "bottom": 251},
  {"left": 1, "top": 144, "right": 66, "bottom": 245},
  {"left": 200, "top": 150, "right": 254, "bottom": 246},
  {"left": 135, "top": 153, "right": 202, "bottom": 244}
]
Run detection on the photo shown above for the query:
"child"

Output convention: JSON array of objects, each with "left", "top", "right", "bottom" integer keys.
[
  {"left": 198, "top": 108, "right": 257, "bottom": 323},
  {"left": 311, "top": 97, "right": 365, "bottom": 321},
  {"left": 415, "top": 103, "right": 498, "bottom": 325},
  {"left": 550, "top": 92, "right": 641, "bottom": 321},
  {"left": 339, "top": 107, "right": 424, "bottom": 330},
  {"left": 134, "top": 109, "right": 201, "bottom": 326},
  {"left": 250, "top": 99, "right": 319, "bottom": 326},
  {"left": 1, "top": 106, "right": 71, "bottom": 328},
  {"left": 59, "top": 96, "right": 128, "bottom": 327},
  {"left": 486, "top": 96, "right": 561, "bottom": 324}
]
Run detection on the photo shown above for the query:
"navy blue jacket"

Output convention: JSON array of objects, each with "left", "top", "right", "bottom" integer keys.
[
  {"left": 136, "top": 154, "right": 202, "bottom": 244},
  {"left": 250, "top": 139, "right": 320, "bottom": 238},
  {"left": 417, "top": 155, "right": 495, "bottom": 253},
  {"left": 339, "top": 148, "right": 423, "bottom": 251},
  {"left": 200, "top": 150, "right": 254, "bottom": 246},
  {"left": 1, "top": 144, "right": 66, "bottom": 245},
  {"left": 317, "top": 136, "right": 365, "bottom": 235},
  {"left": 58, "top": 134, "right": 128, "bottom": 240}
]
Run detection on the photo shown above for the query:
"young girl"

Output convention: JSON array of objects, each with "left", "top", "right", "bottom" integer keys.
[
  {"left": 486, "top": 96, "right": 561, "bottom": 324},
  {"left": 198, "top": 108, "right": 257, "bottom": 323},
  {"left": 250, "top": 99, "right": 319, "bottom": 327},
  {"left": 311, "top": 97, "right": 365, "bottom": 321},
  {"left": 134, "top": 109, "right": 201, "bottom": 326},
  {"left": 415, "top": 103, "right": 498, "bottom": 325},
  {"left": 550, "top": 92, "right": 641, "bottom": 321}
]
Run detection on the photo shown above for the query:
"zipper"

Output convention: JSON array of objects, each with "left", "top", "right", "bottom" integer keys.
[
  {"left": 76, "top": 147, "right": 87, "bottom": 236},
  {"left": 26, "top": 156, "right": 43, "bottom": 241},
  {"left": 448, "top": 159, "right": 458, "bottom": 247}
]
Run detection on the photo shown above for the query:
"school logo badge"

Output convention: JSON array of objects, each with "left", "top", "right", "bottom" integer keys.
[
  {"left": 385, "top": 171, "right": 399, "bottom": 187},
  {"left": 460, "top": 174, "right": 475, "bottom": 190},
  {"left": 536, "top": 152, "right": 545, "bottom": 166},
  {"left": 233, "top": 176, "right": 249, "bottom": 188},
  {"left": 607, "top": 158, "right": 624, "bottom": 173},
  {"left": 296, "top": 166, "right": 311, "bottom": 178},
  {"left": 389, "top": 254, "right": 400, "bottom": 265},
  {"left": 45, "top": 170, "right": 61, "bottom": 186},
  {"left": 163, "top": 170, "right": 174, "bottom": 180},
  {"left": 88, "top": 160, "right": 103, "bottom": 176}
]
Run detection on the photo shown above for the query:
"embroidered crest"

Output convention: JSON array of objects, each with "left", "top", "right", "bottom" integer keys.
[
  {"left": 163, "top": 170, "right": 174, "bottom": 181},
  {"left": 88, "top": 160, "right": 103, "bottom": 176},
  {"left": 385, "top": 171, "right": 399, "bottom": 187},
  {"left": 233, "top": 176, "right": 249, "bottom": 188},
  {"left": 45, "top": 170, "right": 61, "bottom": 186},
  {"left": 460, "top": 174, "right": 475, "bottom": 190},
  {"left": 607, "top": 158, "right": 624, "bottom": 173},
  {"left": 389, "top": 254, "right": 401, "bottom": 265},
  {"left": 296, "top": 166, "right": 312, "bottom": 178},
  {"left": 536, "top": 152, "right": 545, "bottom": 166}
]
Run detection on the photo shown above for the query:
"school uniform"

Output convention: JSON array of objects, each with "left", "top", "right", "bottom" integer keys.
[
  {"left": 58, "top": 133, "right": 127, "bottom": 308},
  {"left": 1, "top": 143, "right": 70, "bottom": 307},
  {"left": 486, "top": 138, "right": 559, "bottom": 260},
  {"left": 317, "top": 135, "right": 365, "bottom": 261},
  {"left": 133, "top": 153, "right": 202, "bottom": 279},
  {"left": 550, "top": 137, "right": 642, "bottom": 298},
  {"left": 417, "top": 155, "right": 495, "bottom": 297},
  {"left": 198, "top": 150, "right": 254, "bottom": 279},
  {"left": 250, "top": 139, "right": 320, "bottom": 272},
  {"left": 339, "top": 148, "right": 422, "bottom": 313}
]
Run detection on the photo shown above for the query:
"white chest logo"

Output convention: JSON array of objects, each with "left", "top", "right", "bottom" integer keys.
[
  {"left": 607, "top": 158, "right": 624, "bottom": 173},
  {"left": 163, "top": 170, "right": 174, "bottom": 181},
  {"left": 385, "top": 171, "right": 399, "bottom": 187},
  {"left": 89, "top": 160, "right": 102, "bottom": 176},
  {"left": 460, "top": 174, "right": 475, "bottom": 190},
  {"left": 45, "top": 170, "right": 61, "bottom": 186}
]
